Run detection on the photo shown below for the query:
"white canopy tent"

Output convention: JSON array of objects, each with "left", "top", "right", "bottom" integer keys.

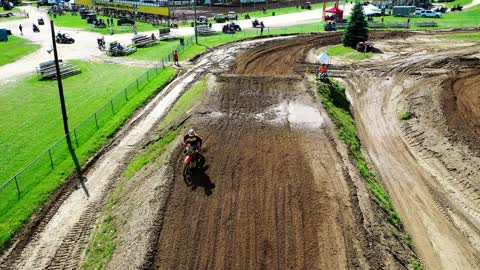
[
  {"left": 316, "top": 52, "right": 331, "bottom": 65},
  {"left": 363, "top": 4, "right": 382, "bottom": 15}
]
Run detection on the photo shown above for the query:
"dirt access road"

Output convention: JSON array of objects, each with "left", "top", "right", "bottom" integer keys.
[
  {"left": 147, "top": 34, "right": 415, "bottom": 269},
  {"left": 340, "top": 36, "right": 480, "bottom": 269}
]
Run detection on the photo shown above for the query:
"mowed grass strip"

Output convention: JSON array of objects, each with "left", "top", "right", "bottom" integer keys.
[
  {"left": 0, "top": 36, "right": 40, "bottom": 66},
  {"left": 49, "top": 13, "right": 159, "bottom": 35},
  {"left": 0, "top": 67, "right": 176, "bottom": 250}
]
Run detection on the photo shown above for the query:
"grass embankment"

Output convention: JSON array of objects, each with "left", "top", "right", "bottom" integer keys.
[
  {"left": 49, "top": 13, "right": 159, "bottom": 35},
  {"left": 316, "top": 79, "right": 400, "bottom": 226},
  {"left": 0, "top": 64, "right": 176, "bottom": 250},
  {"left": 316, "top": 79, "right": 422, "bottom": 269},
  {"left": 437, "top": 31, "right": 480, "bottom": 41},
  {"left": 0, "top": 36, "right": 40, "bottom": 66},
  {"left": 326, "top": 45, "right": 373, "bottom": 60},
  {"left": 81, "top": 76, "right": 208, "bottom": 269}
]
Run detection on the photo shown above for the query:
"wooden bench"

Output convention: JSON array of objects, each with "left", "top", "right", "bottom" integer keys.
[
  {"left": 415, "top": 21, "right": 438, "bottom": 27},
  {"left": 132, "top": 35, "right": 158, "bottom": 47},
  {"left": 368, "top": 22, "right": 388, "bottom": 28},
  {"left": 387, "top": 22, "right": 408, "bottom": 28}
]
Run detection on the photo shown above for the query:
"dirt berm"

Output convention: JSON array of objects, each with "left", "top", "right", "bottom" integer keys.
[{"left": 103, "top": 34, "right": 418, "bottom": 270}]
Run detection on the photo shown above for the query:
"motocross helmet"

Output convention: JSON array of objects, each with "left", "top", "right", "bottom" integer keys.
[{"left": 188, "top": 129, "right": 195, "bottom": 137}]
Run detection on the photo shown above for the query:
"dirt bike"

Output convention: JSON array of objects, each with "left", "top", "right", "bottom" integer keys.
[{"left": 182, "top": 144, "right": 205, "bottom": 185}]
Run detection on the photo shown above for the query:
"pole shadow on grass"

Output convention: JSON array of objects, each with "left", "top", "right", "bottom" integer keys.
[{"left": 67, "top": 142, "right": 89, "bottom": 198}]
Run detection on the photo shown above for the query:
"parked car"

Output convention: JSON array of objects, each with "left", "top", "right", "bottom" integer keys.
[
  {"left": 117, "top": 17, "right": 135, "bottom": 26},
  {"left": 214, "top": 14, "right": 226, "bottom": 23},
  {"left": 421, "top": 10, "right": 442, "bottom": 18},
  {"left": 196, "top": 16, "right": 208, "bottom": 24},
  {"left": 414, "top": 8, "right": 425, "bottom": 15},
  {"left": 301, "top": 2, "right": 312, "bottom": 10},
  {"left": 226, "top": 11, "right": 237, "bottom": 21}
]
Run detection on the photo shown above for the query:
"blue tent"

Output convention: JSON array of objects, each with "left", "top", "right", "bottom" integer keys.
[{"left": 316, "top": 52, "right": 331, "bottom": 64}]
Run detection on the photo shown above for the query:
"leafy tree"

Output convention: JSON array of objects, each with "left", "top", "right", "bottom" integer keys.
[{"left": 342, "top": 2, "right": 368, "bottom": 48}]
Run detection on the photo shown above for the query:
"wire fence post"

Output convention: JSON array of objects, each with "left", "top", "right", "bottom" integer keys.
[
  {"left": 48, "top": 149, "right": 54, "bottom": 169},
  {"left": 136, "top": 79, "right": 139, "bottom": 90},
  {"left": 14, "top": 176, "right": 20, "bottom": 199},
  {"left": 124, "top": 88, "right": 128, "bottom": 101},
  {"left": 110, "top": 100, "right": 115, "bottom": 114},
  {"left": 73, "top": 129, "right": 79, "bottom": 148},
  {"left": 94, "top": 113, "right": 99, "bottom": 128}
]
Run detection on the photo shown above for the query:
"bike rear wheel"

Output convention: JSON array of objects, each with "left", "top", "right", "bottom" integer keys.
[{"left": 183, "top": 164, "right": 193, "bottom": 186}]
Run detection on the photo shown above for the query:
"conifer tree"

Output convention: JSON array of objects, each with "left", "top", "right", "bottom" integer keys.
[{"left": 342, "top": 3, "right": 368, "bottom": 48}]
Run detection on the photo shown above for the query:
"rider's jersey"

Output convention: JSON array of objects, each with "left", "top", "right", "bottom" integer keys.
[{"left": 183, "top": 134, "right": 203, "bottom": 147}]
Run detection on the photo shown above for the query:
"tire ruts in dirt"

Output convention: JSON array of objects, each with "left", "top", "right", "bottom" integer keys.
[{"left": 150, "top": 35, "right": 408, "bottom": 269}]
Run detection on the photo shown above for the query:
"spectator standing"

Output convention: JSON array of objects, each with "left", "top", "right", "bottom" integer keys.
[
  {"left": 132, "top": 23, "right": 137, "bottom": 35},
  {"left": 260, "top": 21, "right": 265, "bottom": 35},
  {"left": 110, "top": 26, "right": 114, "bottom": 35},
  {"left": 110, "top": 17, "right": 114, "bottom": 26},
  {"left": 407, "top": 16, "right": 411, "bottom": 28},
  {"left": 173, "top": 50, "right": 179, "bottom": 66},
  {"left": 19, "top": 24, "right": 23, "bottom": 35},
  {"left": 381, "top": 15, "right": 384, "bottom": 24}
]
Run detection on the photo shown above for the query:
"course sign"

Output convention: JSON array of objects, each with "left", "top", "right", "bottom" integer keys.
[{"left": 76, "top": 0, "right": 169, "bottom": 16}]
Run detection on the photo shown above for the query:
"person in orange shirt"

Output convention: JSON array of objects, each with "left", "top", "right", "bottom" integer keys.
[{"left": 318, "top": 64, "right": 328, "bottom": 80}]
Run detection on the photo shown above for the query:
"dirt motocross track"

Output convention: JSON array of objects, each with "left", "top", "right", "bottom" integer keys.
[
  {"left": 3, "top": 32, "right": 480, "bottom": 270},
  {"left": 149, "top": 34, "right": 417, "bottom": 270}
]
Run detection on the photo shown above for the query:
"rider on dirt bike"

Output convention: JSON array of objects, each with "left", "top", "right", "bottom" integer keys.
[{"left": 183, "top": 129, "right": 203, "bottom": 151}]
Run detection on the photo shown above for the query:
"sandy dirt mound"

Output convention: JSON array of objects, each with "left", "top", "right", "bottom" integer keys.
[
  {"left": 442, "top": 71, "right": 480, "bottom": 154},
  {"left": 342, "top": 36, "right": 480, "bottom": 270}
]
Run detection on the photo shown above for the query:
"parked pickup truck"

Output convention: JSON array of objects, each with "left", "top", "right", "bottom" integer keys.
[
  {"left": 414, "top": 8, "right": 425, "bottom": 15},
  {"left": 420, "top": 10, "right": 442, "bottom": 18}
]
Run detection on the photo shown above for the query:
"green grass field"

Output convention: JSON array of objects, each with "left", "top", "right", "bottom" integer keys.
[
  {"left": 50, "top": 13, "right": 159, "bottom": 35},
  {"left": 0, "top": 63, "right": 176, "bottom": 250},
  {"left": 0, "top": 36, "right": 40, "bottom": 66},
  {"left": 326, "top": 45, "right": 373, "bottom": 60},
  {"left": 0, "top": 61, "right": 147, "bottom": 187}
]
